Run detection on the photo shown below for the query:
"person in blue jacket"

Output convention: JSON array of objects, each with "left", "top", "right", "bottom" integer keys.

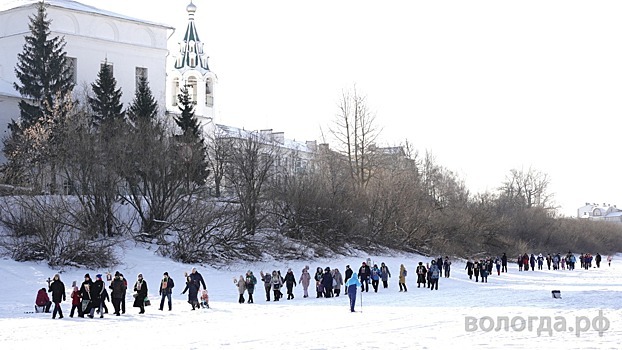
[{"left": 345, "top": 272, "right": 362, "bottom": 312}]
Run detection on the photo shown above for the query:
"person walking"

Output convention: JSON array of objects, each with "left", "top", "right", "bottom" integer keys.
[
  {"left": 332, "top": 268, "right": 343, "bottom": 297},
  {"left": 501, "top": 253, "right": 508, "bottom": 273},
  {"left": 234, "top": 275, "right": 247, "bottom": 303},
  {"left": 345, "top": 272, "right": 362, "bottom": 312},
  {"left": 133, "top": 273, "right": 148, "bottom": 314},
  {"left": 283, "top": 268, "right": 296, "bottom": 300},
  {"left": 398, "top": 264, "right": 407, "bottom": 292},
  {"left": 181, "top": 272, "right": 200, "bottom": 310},
  {"left": 429, "top": 261, "right": 440, "bottom": 290},
  {"left": 380, "top": 262, "right": 391, "bottom": 289},
  {"left": 299, "top": 266, "right": 311, "bottom": 298},
  {"left": 158, "top": 272, "right": 174, "bottom": 311},
  {"left": 358, "top": 262, "right": 371, "bottom": 293},
  {"left": 89, "top": 274, "right": 105, "bottom": 319},
  {"left": 245, "top": 271, "right": 257, "bottom": 303},
  {"left": 370, "top": 264, "right": 381, "bottom": 292},
  {"left": 260, "top": 271, "right": 272, "bottom": 301},
  {"left": 110, "top": 271, "right": 126, "bottom": 316},
  {"left": 443, "top": 257, "right": 451, "bottom": 278},
  {"left": 344, "top": 265, "right": 353, "bottom": 295},
  {"left": 48, "top": 274, "right": 66, "bottom": 319},
  {"left": 416, "top": 262, "right": 427, "bottom": 287}
]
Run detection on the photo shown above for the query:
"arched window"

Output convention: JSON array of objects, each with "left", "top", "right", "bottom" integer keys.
[
  {"left": 172, "top": 78, "right": 180, "bottom": 106},
  {"left": 205, "top": 79, "right": 213, "bottom": 107},
  {"left": 187, "top": 76, "right": 198, "bottom": 104}
]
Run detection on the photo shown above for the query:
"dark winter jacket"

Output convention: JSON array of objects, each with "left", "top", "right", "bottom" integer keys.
[
  {"left": 358, "top": 265, "right": 371, "bottom": 280},
  {"left": 190, "top": 271, "right": 207, "bottom": 290},
  {"left": 133, "top": 279, "right": 148, "bottom": 308},
  {"left": 380, "top": 265, "right": 391, "bottom": 281},
  {"left": 159, "top": 276, "right": 175, "bottom": 295},
  {"left": 465, "top": 261, "right": 474, "bottom": 275},
  {"left": 321, "top": 271, "right": 333, "bottom": 289},
  {"left": 49, "top": 279, "right": 66, "bottom": 303},
  {"left": 261, "top": 273, "right": 272, "bottom": 287},
  {"left": 110, "top": 277, "right": 127, "bottom": 299},
  {"left": 246, "top": 273, "right": 257, "bottom": 294},
  {"left": 416, "top": 265, "right": 427, "bottom": 283},
  {"left": 283, "top": 271, "right": 296, "bottom": 288},
  {"left": 501, "top": 254, "right": 507, "bottom": 266},
  {"left": 79, "top": 280, "right": 94, "bottom": 301},
  {"left": 182, "top": 278, "right": 199, "bottom": 302},
  {"left": 344, "top": 267, "right": 353, "bottom": 283},
  {"left": 91, "top": 279, "right": 105, "bottom": 304}
]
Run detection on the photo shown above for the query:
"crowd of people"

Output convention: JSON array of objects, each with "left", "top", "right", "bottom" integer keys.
[
  {"left": 33, "top": 252, "right": 613, "bottom": 317},
  {"left": 34, "top": 268, "right": 210, "bottom": 319}
]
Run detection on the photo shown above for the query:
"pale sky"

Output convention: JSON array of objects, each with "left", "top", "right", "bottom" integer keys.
[{"left": 77, "top": 0, "right": 622, "bottom": 217}]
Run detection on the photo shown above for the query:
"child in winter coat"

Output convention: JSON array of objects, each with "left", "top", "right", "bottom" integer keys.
[
  {"left": 271, "top": 271, "right": 282, "bottom": 301},
  {"left": 380, "top": 263, "right": 391, "bottom": 289},
  {"left": 245, "top": 271, "right": 257, "bottom": 304},
  {"left": 416, "top": 262, "right": 427, "bottom": 287},
  {"left": 200, "top": 289, "right": 210, "bottom": 308},
  {"left": 260, "top": 271, "right": 272, "bottom": 302},
  {"left": 314, "top": 267, "right": 324, "bottom": 298},
  {"left": 35, "top": 288, "right": 52, "bottom": 313},
  {"left": 70, "top": 286, "right": 82, "bottom": 317},
  {"left": 480, "top": 262, "right": 488, "bottom": 283},
  {"left": 299, "top": 266, "right": 311, "bottom": 298},
  {"left": 283, "top": 268, "right": 297, "bottom": 300},
  {"left": 429, "top": 261, "right": 440, "bottom": 290},
  {"left": 234, "top": 275, "right": 246, "bottom": 303}
]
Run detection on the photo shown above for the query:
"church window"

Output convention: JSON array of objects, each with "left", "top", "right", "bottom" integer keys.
[{"left": 187, "top": 76, "right": 198, "bottom": 104}]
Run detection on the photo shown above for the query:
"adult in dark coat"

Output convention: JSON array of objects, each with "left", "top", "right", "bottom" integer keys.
[
  {"left": 190, "top": 268, "right": 207, "bottom": 290},
  {"left": 48, "top": 274, "right": 66, "bottom": 319},
  {"left": 260, "top": 271, "right": 272, "bottom": 301},
  {"left": 282, "top": 269, "right": 296, "bottom": 300},
  {"left": 110, "top": 271, "right": 126, "bottom": 316},
  {"left": 344, "top": 265, "right": 353, "bottom": 294},
  {"left": 182, "top": 274, "right": 199, "bottom": 310},
  {"left": 79, "top": 274, "right": 94, "bottom": 318},
  {"left": 159, "top": 272, "right": 175, "bottom": 311},
  {"left": 358, "top": 262, "right": 371, "bottom": 293},
  {"left": 501, "top": 253, "right": 508, "bottom": 273},
  {"left": 321, "top": 267, "right": 333, "bottom": 298},
  {"left": 89, "top": 274, "right": 105, "bottom": 318},
  {"left": 133, "top": 273, "right": 148, "bottom": 314}
]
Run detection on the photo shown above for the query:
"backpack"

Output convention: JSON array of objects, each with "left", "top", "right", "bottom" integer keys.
[{"left": 403, "top": 269, "right": 407, "bottom": 277}]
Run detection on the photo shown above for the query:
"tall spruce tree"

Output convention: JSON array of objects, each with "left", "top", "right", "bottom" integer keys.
[
  {"left": 89, "top": 60, "right": 124, "bottom": 127},
  {"left": 174, "top": 85, "right": 201, "bottom": 139},
  {"left": 127, "top": 76, "right": 158, "bottom": 122},
  {"left": 12, "top": 1, "right": 74, "bottom": 130}
]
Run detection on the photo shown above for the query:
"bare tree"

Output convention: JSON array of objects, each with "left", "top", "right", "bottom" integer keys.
[
  {"left": 499, "top": 167, "right": 554, "bottom": 209},
  {"left": 205, "top": 125, "right": 232, "bottom": 197},
  {"left": 329, "top": 86, "right": 381, "bottom": 188},
  {"left": 225, "top": 132, "right": 276, "bottom": 235}
]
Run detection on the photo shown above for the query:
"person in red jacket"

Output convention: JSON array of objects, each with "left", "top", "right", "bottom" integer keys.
[
  {"left": 35, "top": 288, "right": 52, "bottom": 313},
  {"left": 69, "top": 286, "right": 82, "bottom": 317}
]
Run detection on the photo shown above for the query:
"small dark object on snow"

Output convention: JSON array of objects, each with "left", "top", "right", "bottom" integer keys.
[{"left": 552, "top": 290, "right": 561, "bottom": 299}]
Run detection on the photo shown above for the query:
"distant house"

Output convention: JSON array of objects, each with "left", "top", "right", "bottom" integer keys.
[{"left": 577, "top": 203, "right": 622, "bottom": 222}]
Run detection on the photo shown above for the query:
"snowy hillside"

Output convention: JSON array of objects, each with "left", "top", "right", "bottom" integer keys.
[{"left": 1, "top": 245, "right": 621, "bottom": 349}]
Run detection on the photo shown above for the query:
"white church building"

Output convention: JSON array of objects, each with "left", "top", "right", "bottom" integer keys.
[{"left": 0, "top": 0, "right": 172, "bottom": 162}]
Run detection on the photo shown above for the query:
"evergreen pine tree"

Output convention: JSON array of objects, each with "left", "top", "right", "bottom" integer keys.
[
  {"left": 89, "top": 60, "right": 124, "bottom": 127},
  {"left": 174, "top": 85, "right": 201, "bottom": 139},
  {"left": 12, "top": 1, "right": 74, "bottom": 130},
  {"left": 127, "top": 76, "right": 158, "bottom": 122}
]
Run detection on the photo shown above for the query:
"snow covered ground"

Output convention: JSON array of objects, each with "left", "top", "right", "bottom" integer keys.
[{"left": 1, "top": 246, "right": 621, "bottom": 349}]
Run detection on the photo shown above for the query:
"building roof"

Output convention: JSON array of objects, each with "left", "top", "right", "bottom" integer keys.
[
  {"left": 214, "top": 124, "right": 313, "bottom": 153},
  {"left": 173, "top": 1, "right": 210, "bottom": 72},
  {"left": 0, "top": 0, "right": 173, "bottom": 29}
]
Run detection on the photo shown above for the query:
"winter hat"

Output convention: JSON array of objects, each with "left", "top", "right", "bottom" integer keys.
[
  {"left": 164, "top": 272, "right": 169, "bottom": 276},
  {"left": 115, "top": 271, "right": 120, "bottom": 277},
  {"left": 73, "top": 286, "right": 78, "bottom": 292},
  {"left": 138, "top": 273, "right": 143, "bottom": 278},
  {"left": 84, "top": 273, "right": 90, "bottom": 279},
  {"left": 96, "top": 274, "right": 102, "bottom": 279}
]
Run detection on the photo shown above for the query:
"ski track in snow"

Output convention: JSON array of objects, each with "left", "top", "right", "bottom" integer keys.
[{"left": 1, "top": 249, "right": 622, "bottom": 349}]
